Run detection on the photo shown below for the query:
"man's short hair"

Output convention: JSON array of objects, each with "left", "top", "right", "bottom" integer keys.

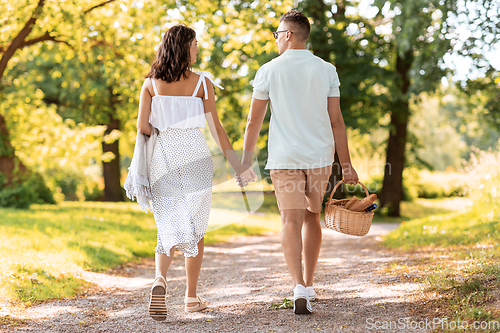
[{"left": 279, "top": 10, "right": 311, "bottom": 42}]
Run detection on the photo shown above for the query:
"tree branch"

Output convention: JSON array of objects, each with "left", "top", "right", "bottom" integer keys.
[
  {"left": 23, "top": 32, "right": 72, "bottom": 49},
  {"left": 84, "top": 0, "right": 118, "bottom": 14},
  {"left": 0, "top": 0, "right": 45, "bottom": 81}
]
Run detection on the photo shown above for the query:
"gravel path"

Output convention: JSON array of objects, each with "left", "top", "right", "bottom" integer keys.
[{"left": 3, "top": 223, "right": 429, "bottom": 333}]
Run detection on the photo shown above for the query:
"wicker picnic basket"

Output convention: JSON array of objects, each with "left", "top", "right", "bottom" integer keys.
[{"left": 324, "top": 180, "right": 374, "bottom": 237}]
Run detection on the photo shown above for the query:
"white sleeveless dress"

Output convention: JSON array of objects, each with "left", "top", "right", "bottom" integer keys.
[{"left": 149, "top": 72, "right": 221, "bottom": 257}]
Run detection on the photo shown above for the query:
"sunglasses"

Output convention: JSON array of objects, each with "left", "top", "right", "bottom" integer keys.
[{"left": 272, "top": 30, "right": 293, "bottom": 39}]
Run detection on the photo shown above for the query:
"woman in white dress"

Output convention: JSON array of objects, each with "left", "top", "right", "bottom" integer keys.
[{"left": 136, "top": 25, "right": 255, "bottom": 320}]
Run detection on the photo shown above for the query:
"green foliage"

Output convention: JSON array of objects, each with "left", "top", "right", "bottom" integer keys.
[
  {"left": 299, "top": 0, "right": 389, "bottom": 131},
  {"left": 408, "top": 94, "right": 468, "bottom": 170},
  {"left": 83, "top": 179, "right": 103, "bottom": 202},
  {"left": 439, "top": 85, "right": 500, "bottom": 160},
  {"left": 0, "top": 130, "right": 14, "bottom": 157},
  {"left": 464, "top": 69, "right": 500, "bottom": 133},
  {"left": 270, "top": 298, "right": 294, "bottom": 309},
  {"left": 384, "top": 144, "right": 500, "bottom": 249},
  {"left": 27, "top": 173, "right": 56, "bottom": 205},
  {"left": 404, "top": 168, "right": 467, "bottom": 200},
  {"left": 2, "top": 0, "right": 499, "bottom": 211},
  {"left": 414, "top": 181, "right": 465, "bottom": 199},
  {"left": 0, "top": 172, "right": 55, "bottom": 209},
  {"left": 181, "top": 0, "right": 292, "bottom": 146},
  {"left": 372, "top": 0, "right": 454, "bottom": 95},
  {"left": 0, "top": 178, "right": 35, "bottom": 209},
  {"left": 0, "top": 69, "right": 106, "bottom": 202}
]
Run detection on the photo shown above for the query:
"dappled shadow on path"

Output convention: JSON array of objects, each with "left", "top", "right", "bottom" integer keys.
[{"left": 6, "top": 223, "right": 432, "bottom": 332}]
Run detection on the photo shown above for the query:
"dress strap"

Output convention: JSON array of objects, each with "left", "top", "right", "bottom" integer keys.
[
  {"left": 192, "top": 71, "right": 224, "bottom": 100},
  {"left": 151, "top": 77, "right": 159, "bottom": 96},
  {"left": 192, "top": 73, "right": 205, "bottom": 98}
]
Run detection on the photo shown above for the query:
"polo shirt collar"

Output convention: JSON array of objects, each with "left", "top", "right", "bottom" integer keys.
[{"left": 281, "top": 49, "right": 313, "bottom": 57}]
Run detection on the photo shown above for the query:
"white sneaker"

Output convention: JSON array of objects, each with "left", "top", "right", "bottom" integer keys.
[
  {"left": 307, "top": 286, "right": 316, "bottom": 301},
  {"left": 293, "top": 284, "right": 312, "bottom": 314}
]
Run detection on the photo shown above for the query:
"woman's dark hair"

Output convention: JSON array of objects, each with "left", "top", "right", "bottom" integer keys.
[{"left": 146, "top": 25, "right": 196, "bottom": 82}]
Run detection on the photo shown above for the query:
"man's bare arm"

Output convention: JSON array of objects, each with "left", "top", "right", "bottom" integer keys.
[
  {"left": 242, "top": 98, "right": 269, "bottom": 166},
  {"left": 327, "top": 97, "right": 359, "bottom": 184}
]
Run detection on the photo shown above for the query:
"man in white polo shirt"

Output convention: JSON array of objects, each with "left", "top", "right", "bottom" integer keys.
[{"left": 240, "top": 10, "right": 359, "bottom": 314}]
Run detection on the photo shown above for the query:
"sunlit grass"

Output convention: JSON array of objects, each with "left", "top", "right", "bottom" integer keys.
[
  {"left": 383, "top": 204, "right": 498, "bottom": 249},
  {"left": 0, "top": 199, "right": 282, "bottom": 305},
  {"left": 367, "top": 197, "right": 472, "bottom": 224},
  {"left": 382, "top": 175, "right": 500, "bottom": 325},
  {"left": 0, "top": 202, "right": 157, "bottom": 305}
]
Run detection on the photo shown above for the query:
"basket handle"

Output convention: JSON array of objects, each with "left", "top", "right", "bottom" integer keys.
[{"left": 328, "top": 180, "right": 369, "bottom": 201}]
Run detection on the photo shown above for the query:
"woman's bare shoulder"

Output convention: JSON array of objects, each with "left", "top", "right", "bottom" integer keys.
[{"left": 142, "top": 77, "right": 154, "bottom": 96}]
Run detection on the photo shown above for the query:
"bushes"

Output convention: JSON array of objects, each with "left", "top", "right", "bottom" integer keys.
[
  {"left": 340, "top": 176, "right": 414, "bottom": 201},
  {"left": 464, "top": 145, "right": 500, "bottom": 218},
  {"left": 0, "top": 172, "right": 55, "bottom": 209},
  {"left": 412, "top": 170, "right": 466, "bottom": 199},
  {"left": 83, "top": 179, "right": 103, "bottom": 201}
]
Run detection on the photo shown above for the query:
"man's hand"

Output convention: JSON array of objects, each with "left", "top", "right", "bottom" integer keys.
[
  {"left": 342, "top": 163, "right": 359, "bottom": 185},
  {"left": 235, "top": 165, "right": 257, "bottom": 187}
]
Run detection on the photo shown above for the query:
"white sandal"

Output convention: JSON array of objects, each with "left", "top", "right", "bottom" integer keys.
[
  {"left": 149, "top": 276, "right": 167, "bottom": 321},
  {"left": 184, "top": 296, "right": 208, "bottom": 312}
]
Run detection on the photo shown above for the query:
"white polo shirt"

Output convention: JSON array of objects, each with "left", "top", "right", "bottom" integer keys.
[{"left": 252, "top": 49, "right": 341, "bottom": 169}]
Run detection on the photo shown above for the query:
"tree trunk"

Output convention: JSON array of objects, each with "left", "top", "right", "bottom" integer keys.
[
  {"left": 379, "top": 105, "right": 409, "bottom": 216},
  {"left": 102, "top": 114, "right": 123, "bottom": 201},
  {"left": 0, "top": 114, "right": 27, "bottom": 185},
  {"left": 379, "top": 51, "right": 413, "bottom": 216}
]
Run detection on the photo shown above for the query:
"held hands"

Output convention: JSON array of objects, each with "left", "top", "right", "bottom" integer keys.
[{"left": 235, "top": 164, "right": 257, "bottom": 188}]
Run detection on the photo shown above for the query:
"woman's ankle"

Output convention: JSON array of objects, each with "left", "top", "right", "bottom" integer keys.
[
  {"left": 185, "top": 289, "right": 197, "bottom": 298},
  {"left": 155, "top": 274, "right": 166, "bottom": 281}
]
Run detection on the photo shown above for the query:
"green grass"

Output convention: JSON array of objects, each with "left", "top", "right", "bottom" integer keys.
[
  {"left": 383, "top": 205, "right": 498, "bottom": 249},
  {"left": 382, "top": 199, "right": 500, "bottom": 327},
  {"left": 0, "top": 202, "right": 158, "bottom": 305},
  {"left": 371, "top": 197, "right": 473, "bottom": 224},
  {"left": 0, "top": 198, "right": 282, "bottom": 305}
]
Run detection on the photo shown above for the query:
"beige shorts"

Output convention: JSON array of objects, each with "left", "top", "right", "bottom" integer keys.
[{"left": 269, "top": 165, "right": 332, "bottom": 213}]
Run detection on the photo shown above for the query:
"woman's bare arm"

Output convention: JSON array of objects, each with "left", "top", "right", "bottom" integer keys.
[
  {"left": 203, "top": 77, "right": 255, "bottom": 182},
  {"left": 137, "top": 79, "right": 153, "bottom": 136}
]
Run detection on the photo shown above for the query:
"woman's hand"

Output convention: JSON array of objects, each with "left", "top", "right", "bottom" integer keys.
[{"left": 235, "top": 164, "right": 257, "bottom": 187}]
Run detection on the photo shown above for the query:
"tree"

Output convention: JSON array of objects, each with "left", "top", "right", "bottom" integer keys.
[
  {"left": 0, "top": 0, "right": 119, "bottom": 203},
  {"left": 38, "top": 2, "right": 160, "bottom": 201},
  {"left": 367, "top": 0, "right": 457, "bottom": 215},
  {"left": 463, "top": 69, "right": 500, "bottom": 133},
  {"left": 458, "top": 0, "right": 500, "bottom": 133}
]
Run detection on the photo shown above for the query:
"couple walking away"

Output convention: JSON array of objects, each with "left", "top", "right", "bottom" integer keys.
[{"left": 125, "top": 10, "right": 359, "bottom": 320}]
